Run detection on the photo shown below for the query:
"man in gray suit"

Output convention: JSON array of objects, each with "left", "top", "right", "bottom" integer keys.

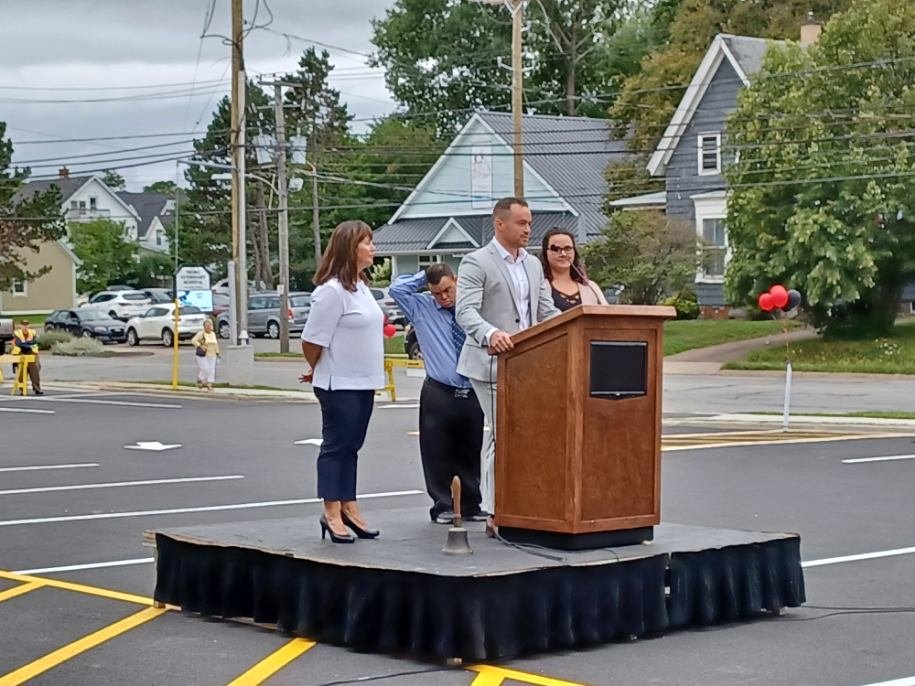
[{"left": 456, "top": 197, "right": 561, "bottom": 531}]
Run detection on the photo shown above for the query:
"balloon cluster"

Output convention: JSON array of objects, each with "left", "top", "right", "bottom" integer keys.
[{"left": 758, "top": 285, "right": 802, "bottom": 313}]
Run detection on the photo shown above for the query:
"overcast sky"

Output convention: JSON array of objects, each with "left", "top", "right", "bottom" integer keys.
[{"left": 1, "top": 0, "right": 398, "bottom": 191}]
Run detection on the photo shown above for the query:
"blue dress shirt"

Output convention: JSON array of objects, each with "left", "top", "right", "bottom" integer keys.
[{"left": 389, "top": 271, "right": 472, "bottom": 389}]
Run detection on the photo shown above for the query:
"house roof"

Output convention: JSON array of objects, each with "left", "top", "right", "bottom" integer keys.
[
  {"left": 608, "top": 190, "right": 667, "bottom": 209},
  {"left": 117, "top": 191, "right": 170, "bottom": 239},
  {"left": 375, "top": 212, "right": 577, "bottom": 254},
  {"left": 647, "top": 33, "right": 785, "bottom": 177},
  {"left": 13, "top": 176, "right": 94, "bottom": 203}
]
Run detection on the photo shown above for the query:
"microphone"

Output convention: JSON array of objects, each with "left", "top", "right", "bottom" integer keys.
[{"left": 571, "top": 262, "right": 604, "bottom": 303}]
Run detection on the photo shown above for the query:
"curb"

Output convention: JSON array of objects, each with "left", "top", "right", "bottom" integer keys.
[{"left": 673, "top": 412, "right": 915, "bottom": 429}]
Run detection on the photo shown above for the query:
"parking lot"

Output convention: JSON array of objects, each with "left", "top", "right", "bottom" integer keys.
[{"left": 1, "top": 391, "right": 914, "bottom": 685}]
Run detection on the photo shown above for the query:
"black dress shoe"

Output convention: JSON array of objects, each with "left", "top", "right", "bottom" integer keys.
[
  {"left": 33, "top": 390, "right": 44, "bottom": 396},
  {"left": 319, "top": 516, "right": 354, "bottom": 543},
  {"left": 341, "top": 512, "right": 380, "bottom": 539}
]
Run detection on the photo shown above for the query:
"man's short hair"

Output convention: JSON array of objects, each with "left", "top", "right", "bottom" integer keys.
[
  {"left": 492, "top": 196, "right": 528, "bottom": 221},
  {"left": 426, "top": 262, "right": 455, "bottom": 286}
]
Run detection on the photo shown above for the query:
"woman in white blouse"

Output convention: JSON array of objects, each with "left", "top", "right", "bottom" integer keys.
[{"left": 300, "top": 220, "right": 384, "bottom": 544}]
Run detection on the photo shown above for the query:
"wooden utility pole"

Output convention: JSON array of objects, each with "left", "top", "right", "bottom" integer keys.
[
  {"left": 273, "top": 83, "right": 291, "bottom": 352},
  {"left": 230, "top": 0, "right": 249, "bottom": 345},
  {"left": 510, "top": 0, "right": 524, "bottom": 197}
]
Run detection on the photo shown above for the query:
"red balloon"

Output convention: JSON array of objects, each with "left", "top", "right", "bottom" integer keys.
[
  {"left": 769, "top": 284, "right": 788, "bottom": 309},
  {"left": 758, "top": 292, "right": 775, "bottom": 312},
  {"left": 383, "top": 323, "right": 397, "bottom": 339}
]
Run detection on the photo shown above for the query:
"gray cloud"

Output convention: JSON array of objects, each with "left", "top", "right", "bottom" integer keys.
[{"left": 2, "top": 0, "right": 398, "bottom": 190}]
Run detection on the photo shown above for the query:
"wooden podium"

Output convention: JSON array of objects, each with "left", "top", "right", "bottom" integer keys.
[{"left": 495, "top": 304, "right": 675, "bottom": 549}]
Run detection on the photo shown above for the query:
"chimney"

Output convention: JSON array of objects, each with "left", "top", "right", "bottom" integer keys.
[
  {"left": 800, "top": 12, "right": 822, "bottom": 47},
  {"left": 58, "top": 166, "right": 70, "bottom": 179}
]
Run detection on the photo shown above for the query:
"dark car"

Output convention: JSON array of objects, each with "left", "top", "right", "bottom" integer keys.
[
  {"left": 142, "top": 288, "right": 174, "bottom": 304},
  {"left": 45, "top": 309, "right": 127, "bottom": 343},
  {"left": 404, "top": 324, "right": 422, "bottom": 360}
]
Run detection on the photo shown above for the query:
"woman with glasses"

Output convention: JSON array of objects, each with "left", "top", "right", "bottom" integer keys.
[{"left": 540, "top": 227, "right": 607, "bottom": 311}]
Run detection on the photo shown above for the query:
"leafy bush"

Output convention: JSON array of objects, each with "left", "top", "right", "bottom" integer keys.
[
  {"left": 51, "top": 337, "right": 113, "bottom": 357},
  {"left": 663, "top": 289, "right": 700, "bottom": 320},
  {"left": 35, "top": 330, "right": 73, "bottom": 349}
]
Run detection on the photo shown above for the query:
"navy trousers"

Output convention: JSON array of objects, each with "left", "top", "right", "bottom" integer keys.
[{"left": 314, "top": 387, "right": 374, "bottom": 501}]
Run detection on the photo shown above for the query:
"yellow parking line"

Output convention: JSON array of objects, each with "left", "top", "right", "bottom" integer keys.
[
  {"left": 226, "top": 638, "right": 316, "bottom": 685},
  {"left": 0, "top": 606, "right": 165, "bottom": 686},
  {"left": 0, "top": 570, "right": 152, "bottom": 606},
  {"left": 0, "top": 581, "right": 45, "bottom": 603},
  {"left": 469, "top": 665, "right": 590, "bottom": 686}
]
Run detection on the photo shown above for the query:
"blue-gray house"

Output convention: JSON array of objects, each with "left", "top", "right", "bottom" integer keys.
[{"left": 373, "top": 111, "right": 627, "bottom": 276}]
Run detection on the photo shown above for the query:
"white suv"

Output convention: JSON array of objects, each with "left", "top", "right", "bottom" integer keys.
[{"left": 80, "top": 290, "right": 152, "bottom": 321}]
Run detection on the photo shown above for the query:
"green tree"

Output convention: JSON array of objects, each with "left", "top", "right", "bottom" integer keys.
[
  {"left": 582, "top": 210, "right": 696, "bottom": 304},
  {"left": 125, "top": 251, "right": 174, "bottom": 288},
  {"left": 725, "top": 0, "right": 915, "bottom": 336},
  {"left": 69, "top": 219, "right": 137, "bottom": 293},
  {"left": 101, "top": 169, "right": 126, "bottom": 191},
  {"left": 143, "top": 180, "right": 179, "bottom": 196},
  {"left": 371, "top": 0, "right": 625, "bottom": 131},
  {"left": 0, "top": 122, "right": 65, "bottom": 289}
]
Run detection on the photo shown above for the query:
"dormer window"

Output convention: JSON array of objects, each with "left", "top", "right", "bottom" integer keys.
[{"left": 698, "top": 133, "right": 721, "bottom": 175}]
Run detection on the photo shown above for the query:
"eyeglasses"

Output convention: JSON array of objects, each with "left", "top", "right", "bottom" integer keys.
[{"left": 548, "top": 245, "right": 575, "bottom": 255}]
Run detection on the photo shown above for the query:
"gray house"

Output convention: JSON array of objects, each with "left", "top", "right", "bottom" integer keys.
[
  {"left": 644, "top": 33, "right": 783, "bottom": 313},
  {"left": 373, "top": 111, "right": 627, "bottom": 276}
]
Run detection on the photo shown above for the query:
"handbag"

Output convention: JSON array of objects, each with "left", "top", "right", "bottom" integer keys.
[{"left": 195, "top": 346, "right": 207, "bottom": 357}]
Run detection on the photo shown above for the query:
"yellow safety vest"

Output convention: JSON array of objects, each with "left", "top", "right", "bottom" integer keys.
[{"left": 11, "top": 328, "right": 38, "bottom": 356}]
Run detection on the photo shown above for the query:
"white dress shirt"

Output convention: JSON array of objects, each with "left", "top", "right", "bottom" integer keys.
[
  {"left": 492, "top": 238, "right": 531, "bottom": 329},
  {"left": 301, "top": 279, "right": 385, "bottom": 391}
]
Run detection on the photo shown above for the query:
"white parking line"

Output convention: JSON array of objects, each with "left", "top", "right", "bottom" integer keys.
[
  {"left": 0, "top": 407, "right": 54, "bottom": 414},
  {"left": 842, "top": 454, "right": 915, "bottom": 464},
  {"left": 0, "top": 489, "right": 424, "bottom": 526},
  {"left": 378, "top": 404, "right": 420, "bottom": 409},
  {"left": 0, "top": 474, "right": 244, "bottom": 496},
  {"left": 14, "top": 557, "right": 155, "bottom": 575},
  {"left": 0, "top": 463, "right": 99, "bottom": 473},
  {"left": 803, "top": 546, "right": 915, "bottom": 568},
  {"left": 855, "top": 676, "right": 915, "bottom": 686},
  {"left": 25, "top": 397, "right": 182, "bottom": 409}
]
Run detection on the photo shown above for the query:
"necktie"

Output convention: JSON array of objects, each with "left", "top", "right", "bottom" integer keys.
[{"left": 447, "top": 308, "right": 466, "bottom": 356}]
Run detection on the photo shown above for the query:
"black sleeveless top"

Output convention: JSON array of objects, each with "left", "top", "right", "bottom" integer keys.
[{"left": 551, "top": 286, "right": 581, "bottom": 312}]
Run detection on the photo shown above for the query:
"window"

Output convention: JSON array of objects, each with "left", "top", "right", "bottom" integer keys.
[
  {"left": 697, "top": 133, "right": 721, "bottom": 175},
  {"left": 79, "top": 200, "right": 86, "bottom": 210},
  {"left": 418, "top": 254, "right": 441, "bottom": 269},
  {"left": 89, "top": 196, "right": 97, "bottom": 210},
  {"left": 11, "top": 279, "right": 27, "bottom": 297},
  {"left": 156, "top": 231, "right": 163, "bottom": 246},
  {"left": 70, "top": 200, "right": 78, "bottom": 210},
  {"left": 700, "top": 217, "right": 727, "bottom": 279}
]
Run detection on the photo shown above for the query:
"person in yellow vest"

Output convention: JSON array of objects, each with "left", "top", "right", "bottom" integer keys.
[
  {"left": 11, "top": 319, "right": 43, "bottom": 395},
  {"left": 191, "top": 319, "right": 220, "bottom": 391}
]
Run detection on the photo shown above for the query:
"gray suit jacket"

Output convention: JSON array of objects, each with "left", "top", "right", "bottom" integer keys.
[{"left": 456, "top": 241, "right": 561, "bottom": 382}]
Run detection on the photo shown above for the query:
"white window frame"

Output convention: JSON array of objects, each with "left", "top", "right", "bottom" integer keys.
[
  {"left": 417, "top": 254, "right": 441, "bottom": 270},
  {"left": 693, "top": 194, "right": 729, "bottom": 284},
  {"left": 11, "top": 278, "right": 28, "bottom": 297},
  {"left": 697, "top": 133, "right": 722, "bottom": 175}
]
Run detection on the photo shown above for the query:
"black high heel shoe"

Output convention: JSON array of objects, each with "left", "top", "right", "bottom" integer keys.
[
  {"left": 341, "top": 512, "right": 380, "bottom": 539},
  {"left": 320, "top": 516, "right": 354, "bottom": 543}
]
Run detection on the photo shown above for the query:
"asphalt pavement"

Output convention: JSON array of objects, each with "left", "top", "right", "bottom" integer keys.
[{"left": 1, "top": 390, "right": 914, "bottom": 685}]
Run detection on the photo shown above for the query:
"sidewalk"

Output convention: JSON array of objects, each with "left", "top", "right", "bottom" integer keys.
[{"left": 665, "top": 328, "right": 817, "bottom": 374}]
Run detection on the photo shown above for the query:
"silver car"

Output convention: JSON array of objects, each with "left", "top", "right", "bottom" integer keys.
[{"left": 216, "top": 291, "right": 311, "bottom": 339}]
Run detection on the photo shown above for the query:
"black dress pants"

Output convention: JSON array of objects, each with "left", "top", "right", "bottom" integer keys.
[
  {"left": 314, "top": 387, "right": 374, "bottom": 501},
  {"left": 419, "top": 378, "right": 484, "bottom": 519}
]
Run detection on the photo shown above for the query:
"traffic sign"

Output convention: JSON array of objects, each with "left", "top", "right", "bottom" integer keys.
[{"left": 175, "top": 266, "right": 211, "bottom": 292}]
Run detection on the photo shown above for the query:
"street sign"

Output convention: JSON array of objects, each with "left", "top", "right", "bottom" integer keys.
[{"left": 175, "top": 265, "right": 211, "bottom": 292}]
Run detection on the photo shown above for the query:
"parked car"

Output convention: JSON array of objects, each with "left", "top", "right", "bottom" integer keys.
[
  {"left": 80, "top": 290, "right": 152, "bottom": 321},
  {"left": 125, "top": 304, "right": 207, "bottom": 347},
  {"left": 404, "top": 323, "right": 422, "bottom": 360},
  {"left": 142, "top": 288, "right": 174, "bottom": 304},
  {"left": 44, "top": 309, "right": 127, "bottom": 343},
  {"left": 0, "top": 317, "right": 13, "bottom": 354},
  {"left": 215, "top": 291, "right": 311, "bottom": 339},
  {"left": 370, "top": 287, "right": 406, "bottom": 327}
]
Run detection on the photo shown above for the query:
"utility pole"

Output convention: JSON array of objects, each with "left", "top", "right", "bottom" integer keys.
[
  {"left": 272, "top": 83, "right": 291, "bottom": 352},
  {"left": 312, "top": 167, "right": 321, "bottom": 265},
  {"left": 510, "top": 0, "right": 524, "bottom": 197},
  {"left": 230, "top": 0, "right": 249, "bottom": 346}
]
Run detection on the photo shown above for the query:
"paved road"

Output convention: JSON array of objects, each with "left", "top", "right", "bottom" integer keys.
[
  {"left": 1, "top": 391, "right": 914, "bottom": 685},
  {"left": 29, "top": 342, "right": 915, "bottom": 415}
]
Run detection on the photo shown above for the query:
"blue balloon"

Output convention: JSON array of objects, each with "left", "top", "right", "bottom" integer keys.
[{"left": 786, "top": 289, "right": 802, "bottom": 310}]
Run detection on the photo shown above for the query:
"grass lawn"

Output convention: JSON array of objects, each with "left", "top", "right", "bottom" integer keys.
[
  {"left": 255, "top": 333, "right": 405, "bottom": 360},
  {"left": 662, "top": 319, "right": 796, "bottom": 356},
  {"left": 1, "top": 312, "right": 49, "bottom": 325},
  {"left": 724, "top": 318, "right": 915, "bottom": 374}
]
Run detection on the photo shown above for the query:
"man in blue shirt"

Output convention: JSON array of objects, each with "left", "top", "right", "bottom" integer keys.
[{"left": 390, "top": 263, "right": 486, "bottom": 524}]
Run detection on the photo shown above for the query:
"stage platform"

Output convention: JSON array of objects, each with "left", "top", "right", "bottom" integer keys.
[{"left": 151, "top": 510, "right": 805, "bottom": 661}]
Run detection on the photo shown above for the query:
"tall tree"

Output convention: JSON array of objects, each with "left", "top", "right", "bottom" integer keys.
[
  {"left": 725, "top": 0, "right": 915, "bottom": 336},
  {"left": 0, "top": 123, "right": 65, "bottom": 289},
  {"left": 101, "top": 169, "right": 126, "bottom": 191},
  {"left": 143, "top": 180, "right": 179, "bottom": 196},
  {"left": 371, "top": 0, "right": 624, "bottom": 131},
  {"left": 69, "top": 219, "right": 137, "bottom": 293}
]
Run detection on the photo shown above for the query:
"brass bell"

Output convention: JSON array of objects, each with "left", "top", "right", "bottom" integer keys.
[{"left": 442, "top": 476, "right": 473, "bottom": 555}]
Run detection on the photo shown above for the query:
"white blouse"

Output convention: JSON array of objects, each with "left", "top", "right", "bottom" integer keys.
[{"left": 301, "top": 279, "right": 385, "bottom": 391}]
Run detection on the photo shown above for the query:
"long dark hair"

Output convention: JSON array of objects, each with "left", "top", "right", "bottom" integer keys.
[
  {"left": 541, "top": 227, "right": 586, "bottom": 284},
  {"left": 313, "top": 220, "right": 373, "bottom": 291}
]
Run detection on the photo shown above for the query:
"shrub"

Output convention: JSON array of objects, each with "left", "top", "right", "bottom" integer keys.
[
  {"left": 35, "top": 330, "right": 73, "bottom": 349},
  {"left": 663, "top": 289, "right": 700, "bottom": 320},
  {"left": 51, "top": 337, "right": 113, "bottom": 357}
]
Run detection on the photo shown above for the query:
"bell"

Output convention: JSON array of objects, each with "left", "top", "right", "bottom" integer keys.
[
  {"left": 442, "top": 475, "right": 473, "bottom": 555},
  {"left": 442, "top": 525, "right": 473, "bottom": 555}
]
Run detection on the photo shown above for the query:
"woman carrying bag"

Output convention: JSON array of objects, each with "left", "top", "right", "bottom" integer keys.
[{"left": 192, "top": 319, "right": 220, "bottom": 390}]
